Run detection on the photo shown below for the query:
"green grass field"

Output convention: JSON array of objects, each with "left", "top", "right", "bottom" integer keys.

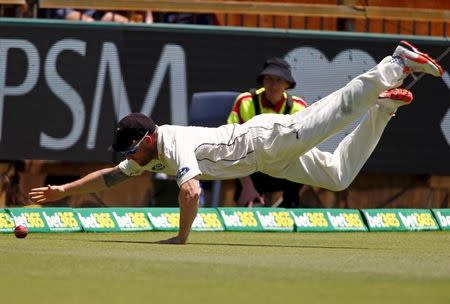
[{"left": 1, "top": 231, "right": 449, "bottom": 304}]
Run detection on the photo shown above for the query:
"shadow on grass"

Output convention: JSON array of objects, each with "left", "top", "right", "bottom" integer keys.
[
  {"left": 82, "top": 239, "right": 371, "bottom": 250},
  {"left": 30, "top": 235, "right": 376, "bottom": 249}
]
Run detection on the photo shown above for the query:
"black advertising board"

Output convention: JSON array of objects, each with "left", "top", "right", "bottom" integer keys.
[{"left": 0, "top": 19, "right": 449, "bottom": 173}]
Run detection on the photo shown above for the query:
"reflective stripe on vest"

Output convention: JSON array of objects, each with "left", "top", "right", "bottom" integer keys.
[{"left": 249, "top": 88, "right": 293, "bottom": 115}]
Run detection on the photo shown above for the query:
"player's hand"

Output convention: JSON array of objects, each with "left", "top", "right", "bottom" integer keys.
[
  {"left": 238, "top": 188, "right": 265, "bottom": 207},
  {"left": 156, "top": 235, "right": 187, "bottom": 245},
  {"left": 28, "top": 185, "right": 66, "bottom": 204},
  {"left": 238, "top": 176, "right": 265, "bottom": 207},
  {"left": 246, "top": 196, "right": 266, "bottom": 208}
]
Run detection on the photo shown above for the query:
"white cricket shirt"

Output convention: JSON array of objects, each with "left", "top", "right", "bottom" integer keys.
[{"left": 118, "top": 123, "right": 259, "bottom": 186}]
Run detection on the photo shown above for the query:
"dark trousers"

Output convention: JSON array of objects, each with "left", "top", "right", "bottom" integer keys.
[{"left": 250, "top": 172, "right": 302, "bottom": 208}]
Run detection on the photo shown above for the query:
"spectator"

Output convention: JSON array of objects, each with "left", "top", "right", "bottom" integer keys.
[
  {"left": 0, "top": 2, "right": 30, "bottom": 18},
  {"left": 39, "top": 8, "right": 153, "bottom": 24},
  {"left": 154, "top": 12, "right": 217, "bottom": 25},
  {"left": 225, "top": 57, "right": 307, "bottom": 208}
]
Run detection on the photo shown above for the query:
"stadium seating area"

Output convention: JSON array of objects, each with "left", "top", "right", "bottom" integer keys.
[{"left": 0, "top": 0, "right": 449, "bottom": 36}]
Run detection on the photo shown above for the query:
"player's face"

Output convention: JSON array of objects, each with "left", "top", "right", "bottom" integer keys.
[
  {"left": 263, "top": 75, "right": 290, "bottom": 104},
  {"left": 124, "top": 136, "right": 154, "bottom": 166}
]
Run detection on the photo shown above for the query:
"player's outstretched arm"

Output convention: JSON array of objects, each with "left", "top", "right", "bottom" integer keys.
[
  {"left": 158, "top": 176, "right": 201, "bottom": 244},
  {"left": 28, "top": 166, "right": 131, "bottom": 204}
]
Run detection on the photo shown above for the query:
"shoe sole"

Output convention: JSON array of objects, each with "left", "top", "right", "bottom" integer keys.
[{"left": 379, "top": 88, "right": 413, "bottom": 105}]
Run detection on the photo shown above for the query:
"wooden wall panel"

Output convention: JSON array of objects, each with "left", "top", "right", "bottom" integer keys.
[
  {"left": 415, "top": 21, "right": 431, "bottom": 36},
  {"left": 366, "top": 0, "right": 449, "bottom": 9},
  {"left": 274, "top": 15, "right": 290, "bottom": 29},
  {"left": 430, "top": 23, "right": 446, "bottom": 37},
  {"left": 216, "top": 0, "right": 338, "bottom": 31},
  {"left": 224, "top": 13, "right": 243, "bottom": 26},
  {"left": 362, "top": 0, "right": 449, "bottom": 36},
  {"left": 398, "top": 20, "right": 414, "bottom": 35},
  {"left": 214, "top": 0, "right": 447, "bottom": 36},
  {"left": 243, "top": 14, "right": 258, "bottom": 27},
  {"left": 291, "top": 16, "right": 306, "bottom": 29},
  {"left": 259, "top": 14, "right": 274, "bottom": 28}
]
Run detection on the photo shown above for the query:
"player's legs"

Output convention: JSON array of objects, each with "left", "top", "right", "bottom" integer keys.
[
  {"left": 253, "top": 56, "right": 400, "bottom": 166},
  {"left": 286, "top": 56, "right": 401, "bottom": 155},
  {"left": 254, "top": 41, "right": 441, "bottom": 177},
  {"left": 273, "top": 89, "right": 414, "bottom": 190},
  {"left": 284, "top": 42, "right": 442, "bottom": 156}
]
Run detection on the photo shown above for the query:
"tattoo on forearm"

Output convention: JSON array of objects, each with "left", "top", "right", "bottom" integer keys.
[{"left": 103, "top": 171, "right": 129, "bottom": 187}]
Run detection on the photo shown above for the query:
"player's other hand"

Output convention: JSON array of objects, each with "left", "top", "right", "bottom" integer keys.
[
  {"left": 238, "top": 189, "right": 264, "bottom": 207},
  {"left": 157, "top": 235, "right": 187, "bottom": 245},
  {"left": 28, "top": 185, "right": 66, "bottom": 204},
  {"left": 246, "top": 196, "right": 266, "bottom": 208}
]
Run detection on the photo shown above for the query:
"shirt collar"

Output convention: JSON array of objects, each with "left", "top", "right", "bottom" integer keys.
[{"left": 261, "top": 92, "right": 286, "bottom": 112}]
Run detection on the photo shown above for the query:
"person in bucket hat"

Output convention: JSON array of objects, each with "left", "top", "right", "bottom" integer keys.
[{"left": 225, "top": 58, "right": 307, "bottom": 208}]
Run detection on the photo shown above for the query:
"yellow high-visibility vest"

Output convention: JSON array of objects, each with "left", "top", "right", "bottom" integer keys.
[{"left": 227, "top": 87, "right": 307, "bottom": 124}]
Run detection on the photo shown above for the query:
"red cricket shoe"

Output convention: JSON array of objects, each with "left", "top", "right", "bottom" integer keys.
[
  {"left": 378, "top": 88, "right": 413, "bottom": 106},
  {"left": 393, "top": 40, "right": 443, "bottom": 77}
]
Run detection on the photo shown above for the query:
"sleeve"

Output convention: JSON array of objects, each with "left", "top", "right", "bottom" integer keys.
[
  {"left": 168, "top": 130, "right": 202, "bottom": 187},
  {"left": 118, "top": 159, "right": 145, "bottom": 176}
]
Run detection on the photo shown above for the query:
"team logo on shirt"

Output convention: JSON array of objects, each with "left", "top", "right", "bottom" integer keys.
[
  {"left": 176, "top": 167, "right": 190, "bottom": 179},
  {"left": 151, "top": 163, "right": 166, "bottom": 171}
]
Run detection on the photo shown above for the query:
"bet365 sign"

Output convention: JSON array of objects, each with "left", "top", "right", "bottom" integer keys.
[
  {"left": 147, "top": 208, "right": 224, "bottom": 231},
  {"left": 362, "top": 209, "right": 439, "bottom": 231},
  {"left": 7, "top": 208, "right": 82, "bottom": 232},
  {"left": 432, "top": 209, "right": 450, "bottom": 230},
  {"left": 0, "top": 209, "right": 15, "bottom": 232},
  {"left": 76, "top": 208, "right": 153, "bottom": 232},
  {"left": 290, "top": 209, "right": 367, "bottom": 232}
]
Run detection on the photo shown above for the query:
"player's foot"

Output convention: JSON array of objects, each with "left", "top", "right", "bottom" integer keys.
[
  {"left": 377, "top": 88, "right": 413, "bottom": 115},
  {"left": 393, "top": 41, "right": 443, "bottom": 77},
  {"left": 379, "top": 88, "right": 413, "bottom": 106}
]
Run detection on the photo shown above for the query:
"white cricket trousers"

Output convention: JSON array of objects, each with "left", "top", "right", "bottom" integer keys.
[{"left": 252, "top": 56, "right": 405, "bottom": 191}]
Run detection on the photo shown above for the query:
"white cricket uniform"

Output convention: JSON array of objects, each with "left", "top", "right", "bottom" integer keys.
[{"left": 119, "top": 56, "right": 405, "bottom": 191}]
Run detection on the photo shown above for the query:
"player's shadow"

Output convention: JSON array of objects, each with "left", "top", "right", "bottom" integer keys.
[
  {"left": 186, "top": 242, "right": 371, "bottom": 250},
  {"left": 84, "top": 239, "right": 371, "bottom": 250}
]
